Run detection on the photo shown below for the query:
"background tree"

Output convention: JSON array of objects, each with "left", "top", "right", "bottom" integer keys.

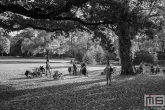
[
  {"left": 0, "top": 36, "right": 10, "bottom": 56},
  {"left": 93, "top": 29, "right": 117, "bottom": 63},
  {"left": 21, "top": 29, "right": 65, "bottom": 61},
  {"left": 10, "top": 39, "right": 23, "bottom": 56},
  {"left": 66, "top": 31, "right": 94, "bottom": 61}
]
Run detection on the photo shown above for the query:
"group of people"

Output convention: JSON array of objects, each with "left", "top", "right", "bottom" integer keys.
[
  {"left": 139, "top": 61, "right": 161, "bottom": 74},
  {"left": 45, "top": 61, "right": 88, "bottom": 79},
  {"left": 69, "top": 61, "right": 115, "bottom": 85},
  {"left": 150, "top": 64, "right": 161, "bottom": 74},
  {"left": 68, "top": 62, "right": 87, "bottom": 76},
  {"left": 27, "top": 62, "right": 113, "bottom": 85}
]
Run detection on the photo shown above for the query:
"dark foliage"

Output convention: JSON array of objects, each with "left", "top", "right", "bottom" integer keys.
[{"left": 133, "top": 50, "right": 155, "bottom": 65}]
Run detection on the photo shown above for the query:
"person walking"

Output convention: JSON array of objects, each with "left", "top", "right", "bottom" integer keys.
[
  {"left": 46, "top": 61, "right": 52, "bottom": 78},
  {"left": 105, "top": 62, "right": 113, "bottom": 86}
]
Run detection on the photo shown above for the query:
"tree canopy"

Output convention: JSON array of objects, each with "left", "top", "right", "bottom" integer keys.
[
  {"left": 0, "top": 0, "right": 90, "bottom": 32},
  {"left": 0, "top": 0, "right": 164, "bottom": 33}
]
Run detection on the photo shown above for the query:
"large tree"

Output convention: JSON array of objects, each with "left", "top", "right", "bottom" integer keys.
[{"left": 0, "top": 0, "right": 164, "bottom": 74}]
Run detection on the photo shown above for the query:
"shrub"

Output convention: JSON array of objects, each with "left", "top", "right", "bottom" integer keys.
[
  {"left": 133, "top": 50, "right": 155, "bottom": 65},
  {"left": 94, "top": 45, "right": 105, "bottom": 64},
  {"left": 154, "top": 60, "right": 165, "bottom": 66},
  {"left": 75, "top": 52, "right": 83, "bottom": 62},
  {"left": 82, "top": 50, "right": 96, "bottom": 64}
]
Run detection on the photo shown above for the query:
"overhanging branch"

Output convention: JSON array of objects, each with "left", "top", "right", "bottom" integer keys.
[{"left": 0, "top": 0, "right": 89, "bottom": 19}]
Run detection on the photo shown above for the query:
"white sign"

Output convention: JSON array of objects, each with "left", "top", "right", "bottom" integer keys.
[
  {"left": 45, "top": 39, "right": 60, "bottom": 50},
  {"left": 49, "top": 40, "right": 60, "bottom": 49}
]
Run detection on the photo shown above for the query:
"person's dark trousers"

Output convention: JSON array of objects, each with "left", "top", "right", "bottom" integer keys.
[
  {"left": 156, "top": 69, "right": 160, "bottom": 74},
  {"left": 140, "top": 67, "right": 143, "bottom": 74},
  {"left": 106, "top": 74, "right": 111, "bottom": 85}
]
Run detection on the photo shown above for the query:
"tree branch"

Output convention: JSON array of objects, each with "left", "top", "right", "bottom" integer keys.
[
  {"left": 0, "top": 0, "right": 89, "bottom": 19},
  {"left": 51, "top": 17, "right": 115, "bottom": 26},
  {"left": 0, "top": 20, "right": 67, "bottom": 32}
]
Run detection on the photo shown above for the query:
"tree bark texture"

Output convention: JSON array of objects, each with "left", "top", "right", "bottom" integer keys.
[{"left": 117, "top": 23, "right": 135, "bottom": 75}]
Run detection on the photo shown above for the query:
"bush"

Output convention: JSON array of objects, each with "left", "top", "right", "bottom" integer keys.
[
  {"left": 94, "top": 45, "right": 105, "bottom": 64},
  {"left": 154, "top": 60, "right": 165, "bottom": 66},
  {"left": 133, "top": 50, "right": 155, "bottom": 65},
  {"left": 105, "top": 52, "right": 117, "bottom": 60},
  {"left": 75, "top": 52, "right": 83, "bottom": 62},
  {"left": 82, "top": 51, "right": 96, "bottom": 64}
]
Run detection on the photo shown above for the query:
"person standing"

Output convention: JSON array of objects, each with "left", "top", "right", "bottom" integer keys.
[
  {"left": 46, "top": 61, "right": 52, "bottom": 78},
  {"left": 81, "top": 63, "right": 87, "bottom": 76},
  {"left": 150, "top": 64, "right": 155, "bottom": 74},
  {"left": 68, "top": 67, "right": 72, "bottom": 75},
  {"left": 105, "top": 62, "right": 113, "bottom": 86},
  {"left": 139, "top": 61, "right": 144, "bottom": 74},
  {"left": 73, "top": 62, "right": 77, "bottom": 75}
]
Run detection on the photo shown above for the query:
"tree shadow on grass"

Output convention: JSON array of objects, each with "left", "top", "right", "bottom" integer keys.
[
  {"left": 1, "top": 74, "right": 165, "bottom": 110},
  {"left": 0, "top": 85, "right": 16, "bottom": 102},
  {"left": 0, "top": 78, "right": 106, "bottom": 101},
  {"left": 1, "top": 74, "right": 143, "bottom": 101},
  {"left": 9, "top": 77, "right": 29, "bottom": 80}
]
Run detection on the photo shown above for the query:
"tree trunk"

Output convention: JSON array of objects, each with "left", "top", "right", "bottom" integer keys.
[
  {"left": 46, "top": 50, "right": 49, "bottom": 62},
  {"left": 117, "top": 23, "right": 135, "bottom": 75}
]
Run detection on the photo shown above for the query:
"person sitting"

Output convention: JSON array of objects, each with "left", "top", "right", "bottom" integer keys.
[
  {"left": 53, "top": 70, "right": 63, "bottom": 80},
  {"left": 150, "top": 64, "right": 155, "bottom": 74},
  {"left": 139, "top": 61, "right": 144, "bottom": 74},
  {"left": 155, "top": 64, "right": 160, "bottom": 74},
  {"left": 25, "top": 70, "right": 32, "bottom": 77},
  {"left": 40, "top": 66, "right": 45, "bottom": 74}
]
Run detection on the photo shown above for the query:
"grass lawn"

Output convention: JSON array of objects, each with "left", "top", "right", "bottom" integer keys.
[{"left": 0, "top": 58, "right": 165, "bottom": 110}]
